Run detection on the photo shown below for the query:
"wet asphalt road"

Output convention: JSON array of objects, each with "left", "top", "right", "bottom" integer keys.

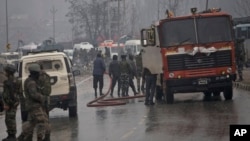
[{"left": 1, "top": 75, "right": 250, "bottom": 141}]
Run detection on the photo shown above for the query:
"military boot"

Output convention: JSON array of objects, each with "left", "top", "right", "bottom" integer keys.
[{"left": 2, "top": 134, "right": 16, "bottom": 141}]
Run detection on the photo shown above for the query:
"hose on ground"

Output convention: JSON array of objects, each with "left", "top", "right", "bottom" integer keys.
[{"left": 87, "top": 73, "right": 145, "bottom": 107}]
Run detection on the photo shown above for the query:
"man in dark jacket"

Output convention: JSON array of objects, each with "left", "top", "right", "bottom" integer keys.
[
  {"left": 109, "top": 55, "right": 121, "bottom": 97},
  {"left": 93, "top": 53, "right": 106, "bottom": 98}
]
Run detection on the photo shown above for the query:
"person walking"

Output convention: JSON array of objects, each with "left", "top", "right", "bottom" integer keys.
[
  {"left": 119, "top": 55, "right": 132, "bottom": 97},
  {"left": 17, "top": 63, "right": 50, "bottom": 141},
  {"left": 128, "top": 54, "right": 139, "bottom": 95},
  {"left": 109, "top": 55, "right": 121, "bottom": 97},
  {"left": 2, "top": 65, "right": 20, "bottom": 141},
  {"left": 144, "top": 68, "right": 157, "bottom": 106},
  {"left": 235, "top": 37, "right": 245, "bottom": 81},
  {"left": 93, "top": 53, "right": 106, "bottom": 98}
]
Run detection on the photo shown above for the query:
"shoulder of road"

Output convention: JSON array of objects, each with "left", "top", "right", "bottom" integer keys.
[{"left": 234, "top": 68, "right": 250, "bottom": 91}]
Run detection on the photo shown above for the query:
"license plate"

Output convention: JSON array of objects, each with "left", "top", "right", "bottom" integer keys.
[{"left": 198, "top": 79, "right": 208, "bottom": 85}]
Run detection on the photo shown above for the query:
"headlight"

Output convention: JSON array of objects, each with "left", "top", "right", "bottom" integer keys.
[
  {"left": 169, "top": 73, "right": 174, "bottom": 78},
  {"left": 227, "top": 67, "right": 232, "bottom": 73}
]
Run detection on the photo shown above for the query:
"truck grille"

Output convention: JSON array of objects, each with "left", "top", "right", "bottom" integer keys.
[{"left": 167, "top": 50, "right": 232, "bottom": 71}]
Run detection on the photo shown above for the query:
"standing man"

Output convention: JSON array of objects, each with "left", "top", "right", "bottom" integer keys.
[
  {"left": 135, "top": 51, "right": 144, "bottom": 93},
  {"left": 2, "top": 65, "right": 19, "bottom": 141},
  {"left": 93, "top": 53, "right": 106, "bottom": 98},
  {"left": 109, "top": 55, "right": 121, "bottom": 97},
  {"left": 119, "top": 55, "right": 131, "bottom": 97},
  {"left": 144, "top": 68, "right": 157, "bottom": 105},
  {"left": 38, "top": 64, "right": 52, "bottom": 141},
  {"left": 17, "top": 63, "right": 49, "bottom": 141},
  {"left": 128, "top": 55, "right": 138, "bottom": 95},
  {"left": 235, "top": 38, "right": 245, "bottom": 81}
]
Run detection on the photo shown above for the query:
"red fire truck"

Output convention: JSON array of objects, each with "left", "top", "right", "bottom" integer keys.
[{"left": 141, "top": 8, "right": 236, "bottom": 104}]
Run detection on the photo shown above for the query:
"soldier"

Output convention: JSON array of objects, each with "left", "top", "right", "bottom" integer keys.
[
  {"left": 144, "top": 68, "right": 157, "bottom": 106},
  {"left": 38, "top": 64, "right": 51, "bottom": 141},
  {"left": 17, "top": 63, "right": 50, "bottom": 141},
  {"left": 119, "top": 55, "right": 132, "bottom": 97},
  {"left": 109, "top": 55, "right": 121, "bottom": 97},
  {"left": 93, "top": 53, "right": 106, "bottom": 98},
  {"left": 235, "top": 38, "right": 245, "bottom": 81},
  {"left": 2, "top": 64, "right": 19, "bottom": 141},
  {"left": 135, "top": 51, "right": 145, "bottom": 93},
  {"left": 128, "top": 54, "right": 139, "bottom": 95}
]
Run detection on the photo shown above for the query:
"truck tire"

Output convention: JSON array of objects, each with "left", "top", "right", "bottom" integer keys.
[
  {"left": 213, "top": 91, "right": 220, "bottom": 97},
  {"left": 166, "top": 87, "right": 174, "bottom": 104},
  {"left": 21, "top": 110, "right": 28, "bottom": 122},
  {"left": 69, "top": 105, "right": 77, "bottom": 118},
  {"left": 203, "top": 92, "right": 212, "bottom": 101},
  {"left": 223, "top": 86, "right": 233, "bottom": 100}
]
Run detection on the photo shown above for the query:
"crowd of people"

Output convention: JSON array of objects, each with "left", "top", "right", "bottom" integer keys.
[{"left": 91, "top": 50, "right": 158, "bottom": 105}]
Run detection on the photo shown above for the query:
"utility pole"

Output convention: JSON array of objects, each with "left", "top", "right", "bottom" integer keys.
[
  {"left": 206, "top": 0, "right": 208, "bottom": 10},
  {"left": 6, "top": 0, "right": 9, "bottom": 48},
  {"left": 50, "top": 6, "right": 57, "bottom": 43},
  {"left": 157, "top": 0, "right": 160, "bottom": 20},
  {"left": 107, "top": 1, "right": 111, "bottom": 39},
  {"left": 118, "top": 0, "right": 120, "bottom": 38}
]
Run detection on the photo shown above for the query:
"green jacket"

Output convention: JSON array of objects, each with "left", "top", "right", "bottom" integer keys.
[{"left": 2, "top": 75, "right": 20, "bottom": 106}]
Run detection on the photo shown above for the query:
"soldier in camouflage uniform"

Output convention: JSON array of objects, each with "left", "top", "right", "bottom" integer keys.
[
  {"left": 119, "top": 55, "right": 132, "bottom": 97},
  {"left": 135, "top": 51, "right": 145, "bottom": 93},
  {"left": 109, "top": 55, "right": 121, "bottom": 97},
  {"left": 17, "top": 63, "right": 50, "bottom": 141},
  {"left": 26, "top": 64, "right": 52, "bottom": 141},
  {"left": 2, "top": 64, "right": 19, "bottom": 141},
  {"left": 235, "top": 38, "right": 245, "bottom": 81},
  {"left": 128, "top": 55, "right": 138, "bottom": 95}
]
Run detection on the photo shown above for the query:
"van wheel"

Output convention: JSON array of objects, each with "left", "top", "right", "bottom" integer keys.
[{"left": 69, "top": 105, "right": 77, "bottom": 117}]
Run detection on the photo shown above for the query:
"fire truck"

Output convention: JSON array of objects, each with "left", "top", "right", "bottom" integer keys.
[{"left": 141, "top": 8, "right": 236, "bottom": 104}]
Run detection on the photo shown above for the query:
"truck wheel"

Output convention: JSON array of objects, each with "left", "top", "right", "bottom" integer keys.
[
  {"left": 213, "top": 91, "right": 220, "bottom": 97},
  {"left": 223, "top": 86, "right": 233, "bottom": 100},
  {"left": 21, "top": 110, "right": 28, "bottom": 122},
  {"left": 69, "top": 105, "right": 77, "bottom": 118},
  {"left": 166, "top": 87, "right": 174, "bottom": 104},
  {"left": 203, "top": 92, "right": 212, "bottom": 101}
]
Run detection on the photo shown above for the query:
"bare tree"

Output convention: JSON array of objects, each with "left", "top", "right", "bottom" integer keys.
[{"left": 234, "top": 0, "right": 250, "bottom": 17}]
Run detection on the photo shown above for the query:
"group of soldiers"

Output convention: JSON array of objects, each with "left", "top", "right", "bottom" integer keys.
[
  {"left": 92, "top": 51, "right": 144, "bottom": 98},
  {"left": 1, "top": 63, "right": 51, "bottom": 141}
]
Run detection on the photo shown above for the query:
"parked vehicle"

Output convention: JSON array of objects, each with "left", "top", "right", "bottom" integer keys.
[{"left": 18, "top": 50, "right": 80, "bottom": 121}]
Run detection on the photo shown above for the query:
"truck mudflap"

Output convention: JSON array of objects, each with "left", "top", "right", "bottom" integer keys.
[{"left": 166, "top": 74, "right": 236, "bottom": 93}]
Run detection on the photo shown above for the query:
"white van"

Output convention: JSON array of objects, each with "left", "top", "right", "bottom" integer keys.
[
  {"left": 124, "top": 40, "right": 142, "bottom": 55},
  {"left": 18, "top": 50, "right": 80, "bottom": 121},
  {"left": 73, "top": 42, "right": 94, "bottom": 52}
]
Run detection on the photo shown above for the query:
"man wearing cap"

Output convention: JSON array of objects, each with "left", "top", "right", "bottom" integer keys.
[{"left": 17, "top": 63, "right": 50, "bottom": 141}]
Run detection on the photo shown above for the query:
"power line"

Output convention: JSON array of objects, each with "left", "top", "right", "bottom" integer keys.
[{"left": 50, "top": 6, "right": 57, "bottom": 43}]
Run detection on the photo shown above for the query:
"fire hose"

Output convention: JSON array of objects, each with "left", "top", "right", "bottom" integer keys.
[{"left": 86, "top": 73, "right": 145, "bottom": 107}]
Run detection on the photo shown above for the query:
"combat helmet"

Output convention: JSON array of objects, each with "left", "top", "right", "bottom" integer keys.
[
  {"left": 28, "top": 63, "right": 41, "bottom": 72},
  {"left": 4, "top": 64, "right": 16, "bottom": 74}
]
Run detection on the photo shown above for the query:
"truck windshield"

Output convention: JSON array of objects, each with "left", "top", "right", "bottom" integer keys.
[
  {"left": 160, "top": 19, "right": 196, "bottom": 47},
  {"left": 160, "top": 16, "right": 232, "bottom": 47},
  {"left": 198, "top": 16, "right": 232, "bottom": 44}
]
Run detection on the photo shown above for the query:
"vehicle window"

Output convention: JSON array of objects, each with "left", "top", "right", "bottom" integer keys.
[
  {"left": 197, "top": 16, "right": 233, "bottom": 43},
  {"left": 160, "top": 19, "right": 196, "bottom": 47},
  {"left": 24, "top": 60, "right": 64, "bottom": 73}
]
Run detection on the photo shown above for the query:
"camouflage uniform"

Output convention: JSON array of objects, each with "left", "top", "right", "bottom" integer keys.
[
  {"left": 109, "top": 55, "right": 121, "bottom": 97},
  {"left": 2, "top": 65, "right": 20, "bottom": 141},
  {"left": 235, "top": 39, "right": 245, "bottom": 81},
  {"left": 37, "top": 70, "right": 52, "bottom": 141},
  {"left": 119, "top": 55, "right": 131, "bottom": 97},
  {"left": 18, "top": 64, "right": 50, "bottom": 141},
  {"left": 135, "top": 53, "right": 144, "bottom": 93}
]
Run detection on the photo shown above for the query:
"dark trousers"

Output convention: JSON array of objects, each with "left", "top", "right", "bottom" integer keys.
[
  {"left": 129, "top": 77, "right": 137, "bottom": 94},
  {"left": 145, "top": 75, "right": 157, "bottom": 103},
  {"left": 111, "top": 76, "right": 121, "bottom": 96},
  {"left": 93, "top": 75, "right": 104, "bottom": 89}
]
